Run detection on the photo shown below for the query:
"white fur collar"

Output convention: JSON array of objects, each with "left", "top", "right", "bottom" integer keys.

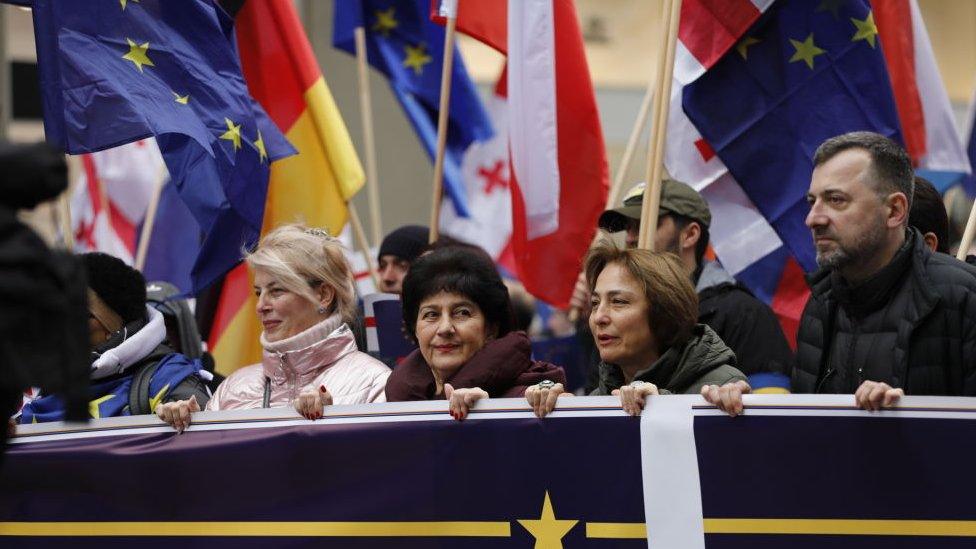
[{"left": 90, "top": 306, "right": 167, "bottom": 380}]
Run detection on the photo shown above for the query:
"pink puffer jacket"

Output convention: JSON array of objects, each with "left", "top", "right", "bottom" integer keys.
[{"left": 206, "top": 314, "right": 390, "bottom": 410}]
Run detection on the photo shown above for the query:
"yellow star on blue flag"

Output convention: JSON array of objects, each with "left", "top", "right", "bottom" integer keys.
[
  {"left": 122, "top": 38, "right": 154, "bottom": 72},
  {"left": 254, "top": 131, "right": 268, "bottom": 163},
  {"left": 736, "top": 36, "right": 761, "bottom": 60},
  {"left": 220, "top": 118, "right": 242, "bottom": 150},
  {"left": 851, "top": 12, "right": 879, "bottom": 48},
  {"left": 789, "top": 33, "right": 826, "bottom": 70},
  {"left": 403, "top": 43, "right": 432, "bottom": 75},
  {"left": 373, "top": 7, "right": 398, "bottom": 36}
]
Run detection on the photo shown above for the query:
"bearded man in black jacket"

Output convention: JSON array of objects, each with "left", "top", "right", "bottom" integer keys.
[{"left": 705, "top": 131, "right": 976, "bottom": 414}]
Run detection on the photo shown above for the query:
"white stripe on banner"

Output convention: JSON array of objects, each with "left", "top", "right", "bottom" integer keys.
[
  {"left": 508, "top": 0, "right": 560, "bottom": 239},
  {"left": 641, "top": 396, "right": 705, "bottom": 549}
]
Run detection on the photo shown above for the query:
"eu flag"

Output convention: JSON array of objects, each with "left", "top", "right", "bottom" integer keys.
[
  {"left": 32, "top": 0, "right": 294, "bottom": 292},
  {"left": 683, "top": 0, "right": 903, "bottom": 271},
  {"left": 333, "top": 0, "right": 494, "bottom": 218}
]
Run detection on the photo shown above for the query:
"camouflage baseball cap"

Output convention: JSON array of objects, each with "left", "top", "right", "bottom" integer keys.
[{"left": 598, "top": 179, "right": 712, "bottom": 232}]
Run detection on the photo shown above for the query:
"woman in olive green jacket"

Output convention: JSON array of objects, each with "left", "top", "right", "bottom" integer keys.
[{"left": 525, "top": 241, "right": 746, "bottom": 417}]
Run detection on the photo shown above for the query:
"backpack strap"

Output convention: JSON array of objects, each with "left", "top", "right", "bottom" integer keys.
[{"left": 128, "top": 346, "right": 174, "bottom": 416}]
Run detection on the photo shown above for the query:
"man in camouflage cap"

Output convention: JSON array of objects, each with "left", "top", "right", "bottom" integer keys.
[{"left": 587, "top": 178, "right": 794, "bottom": 380}]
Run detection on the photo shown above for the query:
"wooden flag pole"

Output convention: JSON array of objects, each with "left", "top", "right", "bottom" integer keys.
[
  {"left": 428, "top": 0, "right": 459, "bottom": 244},
  {"left": 354, "top": 26, "right": 383, "bottom": 247},
  {"left": 957, "top": 197, "right": 976, "bottom": 260},
  {"left": 637, "top": 0, "right": 683, "bottom": 251},
  {"left": 134, "top": 163, "right": 168, "bottom": 271},
  {"left": 58, "top": 190, "right": 74, "bottom": 250},
  {"left": 348, "top": 203, "right": 382, "bottom": 289},
  {"left": 60, "top": 154, "right": 82, "bottom": 250}
]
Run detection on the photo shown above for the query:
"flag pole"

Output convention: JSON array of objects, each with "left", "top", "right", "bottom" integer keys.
[
  {"left": 637, "top": 0, "right": 682, "bottom": 251},
  {"left": 354, "top": 26, "right": 383, "bottom": 247},
  {"left": 427, "top": 0, "right": 459, "bottom": 244},
  {"left": 348, "top": 202, "right": 382, "bottom": 289},
  {"left": 134, "top": 163, "right": 167, "bottom": 271},
  {"left": 60, "top": 154, "right": 80, "bottom": 250},
  {"left": 957, "top": 198, "right": 976, "bottom": 260}
]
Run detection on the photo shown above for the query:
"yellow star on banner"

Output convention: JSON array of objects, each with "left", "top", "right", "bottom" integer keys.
[
  {"left": 220, "top": 118, "right": 242, "bottom": 151},
  {"left": 89, "top": 394, "right": 115, "bottom": 419},
  {"left": 736, "top": 36, "right": 761, "bottom": 59},
  {"left": 372, "top": 7, "right": 398, "bottom": 36},
  {"left": 120, "top": 0, "right": 139, "bottom": 10},
  {"left": 148, "top": 384, "right": 170, "bottom": 414},
  {"left": 517, "top": 492, "right": 578, "bottom": 548},
  {"left": 403, "top": 43, "right": 432, "bottom": 75},
  {"left": 172, "top": 91, "right": 189, "bottom": 105},
  {"left": 122, "top": 38, "right": 154, "bottom": 72},
  {"left": 789, "top": 33, "right": 826, "bottom": 70},
  {"left": 254, "top": 131, "right": 268, "bottom": 163},
  {"left": 851, "top": 12, "right": 879, "bottom": 48}
]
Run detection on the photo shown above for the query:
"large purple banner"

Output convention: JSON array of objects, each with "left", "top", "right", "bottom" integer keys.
[
  {"left": 0, "top": 399, "right": 644, "bottom": 548},
  {"left": 2, "top": 396, "right": 976, "bottom": 547}
]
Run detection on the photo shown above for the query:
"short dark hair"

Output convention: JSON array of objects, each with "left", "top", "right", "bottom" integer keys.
[
  {"left": 909, "top": 176, "right": 949, "bottom": 253},
  {"left": 81, "top": 252, "right": 147, "bottom": 324},
  {"left": 585, "top": 241, "right": 698, "bottom": 350},
  {"left": 401, "top": 246, "right": 514, "bottom": 343},
  {"left": 667, "top": 213, "right": 710, "bottom": 268},
  {"left": 813, "top": 131, "right": 914, "bottom": 210}
]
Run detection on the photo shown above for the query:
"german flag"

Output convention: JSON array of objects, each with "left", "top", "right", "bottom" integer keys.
[{"left": 209, "top": 0, "right": 364, "bottom": 375}]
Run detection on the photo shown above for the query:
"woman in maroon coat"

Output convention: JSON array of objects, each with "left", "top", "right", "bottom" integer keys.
[{"left": 385, "top": 245, "right": 565, "bottom": 419}]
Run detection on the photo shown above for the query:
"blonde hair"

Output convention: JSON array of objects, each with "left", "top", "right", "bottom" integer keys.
[
  {"left": 244, "top": 224, "right": 357, "bottom": 327},
  {"left": 584, "top": 238, "right": 698, "bottom": 349}
]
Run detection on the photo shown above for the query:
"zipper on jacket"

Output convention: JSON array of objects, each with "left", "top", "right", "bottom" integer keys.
[
  {"left": 277, "top": 353, "right": 298, "bottom": 401},
  {"left": 816, "top": 368, "right": 835, "bottom": 393}
]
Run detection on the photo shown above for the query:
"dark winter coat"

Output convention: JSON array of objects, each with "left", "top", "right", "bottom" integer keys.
[
  {"left": 385, "top": 331, "right": 566, "bottom": 401},
  {"left": 794, "top": 229, "right": 976, "bottom": 395},
  {"left": 591, "top": 324, "right": 746, "bottom": 395},
  {"left": 696, "top": 261, "right": 794, "bottom": 376}
]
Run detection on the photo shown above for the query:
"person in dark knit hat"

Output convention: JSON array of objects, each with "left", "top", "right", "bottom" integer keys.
[
  {"left": 377, "top": 225, "right": 429, "bottom": 294},
  {"left": 19, "top": 252, "right": 211, "bottom": 422}
]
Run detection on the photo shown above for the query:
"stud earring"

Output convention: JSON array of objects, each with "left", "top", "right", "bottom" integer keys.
[{"left": 317, "top": 306, "right": 327, "bottom": 314}]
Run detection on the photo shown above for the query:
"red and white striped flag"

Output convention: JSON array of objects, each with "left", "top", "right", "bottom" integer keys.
[{"left": 435, "top": 0, "right": 608, "bottom": 308}]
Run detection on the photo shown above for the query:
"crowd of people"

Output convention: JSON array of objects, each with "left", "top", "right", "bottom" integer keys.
[{"left": 13, "top": 130, "right": 976, "bottom": 430}]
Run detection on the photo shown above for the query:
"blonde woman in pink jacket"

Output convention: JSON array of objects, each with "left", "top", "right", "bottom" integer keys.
[{"left": 156, "top": 224, "right": 390, "bottom": 432}]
